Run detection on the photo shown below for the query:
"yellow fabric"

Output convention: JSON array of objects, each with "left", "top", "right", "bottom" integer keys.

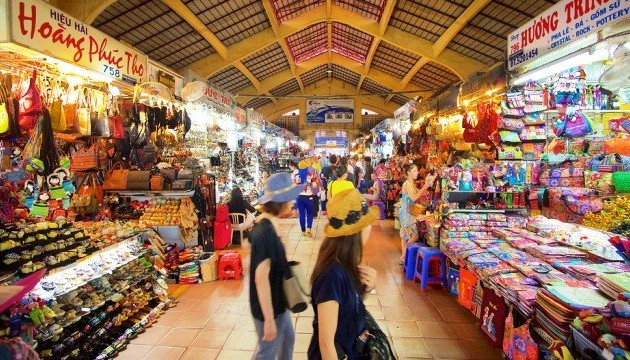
[
  {"left": 311, "top": 162, "right": 321, "bottom": 173},
  {"left": 327, "top": 180, "right": 355, "bottom": 197}
]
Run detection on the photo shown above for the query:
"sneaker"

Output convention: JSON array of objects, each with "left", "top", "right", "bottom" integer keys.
[
  {"left": 301, "top": 232, "right": 306, "bottom": 237},
  {"left": 306, "top": 229, "right": 312, "bottom": 237}
]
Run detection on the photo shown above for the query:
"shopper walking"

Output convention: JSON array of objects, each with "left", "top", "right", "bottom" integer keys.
[
  {"left": 297, "top": 170, "right": 319, "bottom": 237},
  {"left": 257, "top": 171, "right": 270, "bottom": 198},
  {"left": 327, "top": 166, "right": 355, "bottom": 199},
  {"left": 308, "top": 189, "right": 380, "bottom": 359},
  {"left": 398, "top": 163, "right": 436, "bottom": 264},
  {"left": 249, "top": 172, "right": 301, "bottom": 360}
]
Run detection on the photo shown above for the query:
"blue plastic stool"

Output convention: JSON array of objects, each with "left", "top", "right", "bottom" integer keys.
[
  {"left": 372, "top": 201, "right": 386, "bottom": 220},
  {"left": 413, "top": 247, "right": 447, "bottom": 290},
  {"left": 404, "top": 243, "right": 424, "bottom": 281}
]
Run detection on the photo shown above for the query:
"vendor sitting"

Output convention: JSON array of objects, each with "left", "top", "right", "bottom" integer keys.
[{"left": 227, "top": 186, "right": 256, "bottom": 244}]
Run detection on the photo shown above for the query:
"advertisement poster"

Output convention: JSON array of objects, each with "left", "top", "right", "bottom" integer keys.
[
  {"left": 306, "top": 98, "right": 354, "bottom": 124},
  {"left": 507, "top": 0, "right": 630, "bottom": 70},
  {"left": 8, "top": 0, "right": 148, "bottom": 84}
]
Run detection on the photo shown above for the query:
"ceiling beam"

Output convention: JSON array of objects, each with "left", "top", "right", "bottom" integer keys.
[
  {"left": 379, "top": 0, "right": 396, "bottom": 36},
  {"left": 262, "top": 0, "right": 304, "bottom": 94},
  {"left": 432, "top": 0, "right": 491, "bottom": 56},
  {"left": 235, "top": 53, "right": 432, "bottom": 105},
  {"left": 401, "top": 57, "right": 430, "bottom": 89},
  {"left": 233, "top": 61, "right": 261, "bottom": 93},
  {"left": 257, "top": 79, "right": 400, "bottom": 119},
  {"left": 327, "top": 22, "right": 333, "bottom": 63},
  {"left": 187, "top": 4, "right": 483, "bottom": 80},
  {"left": 160, "top": 0, "right": 228, "bottom": 60},
  {"left": 384, "top": 94, "right": 394, "bottom": 104},
  {"left": 261, "top": 0, "right": 279, "bottom": 36},
  {"left": 356, "top": 75, "right": 365, "bottom": 94},
  {"left": 364, "top": 38, "right": 381, "bottom": 74}
]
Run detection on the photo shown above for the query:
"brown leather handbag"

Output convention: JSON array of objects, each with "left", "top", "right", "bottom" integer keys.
[{"left": 102, "top": 162, "right": 129, "bottom": 190}]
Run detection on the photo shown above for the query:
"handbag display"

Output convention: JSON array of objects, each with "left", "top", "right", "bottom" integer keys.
[
  {"left": 49, "top": 98, "right": 66, "bottom": 132},
  {"left": 503, "top": 308, "right": 538, "bottom": 360},
  {"left": 18, "top": 70, "right": 43, "bottom": 132},
  {"left": 75, "top": 173, "right": 103, "bottom": 208},
  {"left": 497, "top": 146, "right": 523, "bottom": 160},
  {"left": 70, "top": 143, "right": 102, "bottom": 172},
  {"left": 283, "top": 260, "right": 308, "bottom": 313},
  {"left": 126, "top": 170, "right": 151, "bottom": 190},
  {"left": 150, "top": 174, "right": 164, "bottom": 191},
  {"left": 539, "top": 164, "right": 585, "bottom": 188},
  {"left": 177, "top": 169, "right": 193, "bottom": 180},
  {"left": 102, "top": 162, "right": 129, "bottom": 190},
  {"left": 479, "top": 287, "right": 509, "bottom": 347}
]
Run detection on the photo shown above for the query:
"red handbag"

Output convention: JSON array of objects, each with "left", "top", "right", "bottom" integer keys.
[{"left": 18, "top": 70, "right": 43, "bottom": 132}]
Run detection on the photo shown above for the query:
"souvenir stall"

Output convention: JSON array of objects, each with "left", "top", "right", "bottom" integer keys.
[
  {"left": 0, "top": 0, "right": 187, "bottom": 358},
  {"left": 404, "top": 4, "right": 630, "bottom": 359}
]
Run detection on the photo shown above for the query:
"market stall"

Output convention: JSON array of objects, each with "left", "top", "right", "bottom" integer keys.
[{"left": 401, "top": 2, "right": 630, "bottom": 358}]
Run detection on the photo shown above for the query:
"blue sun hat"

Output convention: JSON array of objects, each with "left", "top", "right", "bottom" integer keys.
[{"left": 258, "top": 172, "right": 302, "bottom": 204}]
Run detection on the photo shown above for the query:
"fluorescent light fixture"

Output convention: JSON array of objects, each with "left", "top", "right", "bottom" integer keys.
[{"left": 512, "top": 46, "right": 610, "bottom": 85}]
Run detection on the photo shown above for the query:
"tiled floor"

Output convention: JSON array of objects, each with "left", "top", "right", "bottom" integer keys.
[{"left": 119, "top": 218, "right": 502, "bottom": 359}]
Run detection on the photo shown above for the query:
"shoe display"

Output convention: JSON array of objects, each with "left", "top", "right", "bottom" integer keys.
[{"left": 0, "top": 227, "right": 176, "bottom": 360}]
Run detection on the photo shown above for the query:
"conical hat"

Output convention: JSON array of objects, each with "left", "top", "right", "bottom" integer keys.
[{"left": 181, "top": 81, "right": 207, "bottom": 102}]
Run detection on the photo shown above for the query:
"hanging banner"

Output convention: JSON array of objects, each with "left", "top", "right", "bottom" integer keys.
[
  {"left": 306, "top": 98, "right": 354, "bottom": 123},
  {"left": 7, "top": 0, "right": 148, "bottom": 84},
  {"left": 394, "top": 101, "right": 415, "bottom": 123},
  {"left": 234, "top": 107, "right": 246, "bottom": 129},
  {"left": 507, "top": 0, "right": 630, "bottom": 70},
  {"left": 314, "top": 130, "right": 348, "bottom": 148}
]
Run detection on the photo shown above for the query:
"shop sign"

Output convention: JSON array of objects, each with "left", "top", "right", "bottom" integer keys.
[
  {"left": 246, "top": 109, "right": 264, "bottom": 129},
  {"left": 437, "top": 85, "right": 460, "bottom": 111},
  {"left": 233, "top": 107, "right": 246, "bottom": 129},
  {"left": 8, "top": 0, "right": 148, "bottom": 84},
  {"left": 306, "top": 98, "right": 354, "bottom": 123},
  {"left": 314, "top": 137, "right": 348, "bottom": 147},
  {"left": 460, "top": 66, "right": 507, "bottom": 97},
  {"left": 507, "top": 0, "right": 630, "bottom": 70},
  {"left": 157, "top": 70, "right": 175, "bottom": 92},
  {"left": 204, "top": 82, "right": 236, "bottom": 111}
]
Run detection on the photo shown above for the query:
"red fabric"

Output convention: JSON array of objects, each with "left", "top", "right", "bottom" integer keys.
[{"left": 479, "top": 287, "right": 509, "bottom": 347}]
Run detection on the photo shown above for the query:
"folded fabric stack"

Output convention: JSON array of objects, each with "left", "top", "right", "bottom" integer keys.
[
  {"left": 467, "top": 252, "right": 516, "bottom": 278},
  {"left": 598, "top": 273, "right": 630, "bottom": 299},
  {"left": 486, "top": 272, "right": 540, "bottom": 316},
  {"left": 566, "top": 263, "right": 630, "bottom": 283},
  {"left": 177, "top": 248, "right": 201, "bottom": 284},
  {"left": 525, "top": 245, "right": 588, "bottom": 262},
  {"left": 534, "top": 285, "right": 610, "bottom": 343}
]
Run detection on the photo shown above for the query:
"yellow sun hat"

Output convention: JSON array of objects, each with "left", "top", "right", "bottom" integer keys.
[{"left": 324, "top": 189, "right": 380, "bottom": 237}]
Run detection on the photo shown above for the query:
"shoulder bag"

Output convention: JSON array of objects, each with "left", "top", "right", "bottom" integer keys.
[{"left": 102, "top": 162, "right": 129, "bottom": 190}]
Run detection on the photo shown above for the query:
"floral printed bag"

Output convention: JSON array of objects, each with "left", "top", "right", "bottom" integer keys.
[{"left": 503, "top": 308, "right": 538, "bottom": 360}]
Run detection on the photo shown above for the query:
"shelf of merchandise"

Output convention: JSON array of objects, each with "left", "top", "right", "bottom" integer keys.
[
  {"left": 104, "top": 190, "right": 195, "bottom": 197},
  {"left": 544, "top": 109, "right": 630, "bottom": 114},
  {"left": 448, "top": 208, "right": 528, "bottom": 213},
  {"left": 42, "top": 234, "right": 146, "bottom": 298}
]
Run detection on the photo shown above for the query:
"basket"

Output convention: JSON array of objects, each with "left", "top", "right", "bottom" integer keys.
[
  {"left": 613, "top": 172, "right": 630, "bottom": 193},
  {"left": 199, "top": 252, "right": 218, "bottom": 282}
]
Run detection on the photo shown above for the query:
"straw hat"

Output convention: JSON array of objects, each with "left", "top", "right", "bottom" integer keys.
[{"left": 324, "top": 189, "right": 380, "bottom": 237}]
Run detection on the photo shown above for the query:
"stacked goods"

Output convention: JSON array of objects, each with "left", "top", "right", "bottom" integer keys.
[{"left": 584, "top": 196, "right": 630, "bottom": 236}]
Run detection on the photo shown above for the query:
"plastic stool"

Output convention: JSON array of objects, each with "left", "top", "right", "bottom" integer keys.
[
  {"left": 218, "top": 252, "right": 243, "bottom": 280},
  {"left": 372, "top": 201, "right": 386, "bottom": 220},
  {"left": 413, "top": 247, "right": 447, "bottom": 290},
  {"left": 404, "top": 243, "right": 424, "bottom": 281}
]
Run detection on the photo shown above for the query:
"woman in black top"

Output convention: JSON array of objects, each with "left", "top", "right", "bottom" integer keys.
[
  {"left": 250, "top": 172, "right": 302, "bottom": 359},
  {"left": 227, "top": 186, "right": 256, "bottom": 216}
]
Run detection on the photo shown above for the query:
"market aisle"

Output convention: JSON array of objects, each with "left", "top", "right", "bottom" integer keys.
[{"left": 119, "top": 218, "right": 502, "bottom": 360}]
